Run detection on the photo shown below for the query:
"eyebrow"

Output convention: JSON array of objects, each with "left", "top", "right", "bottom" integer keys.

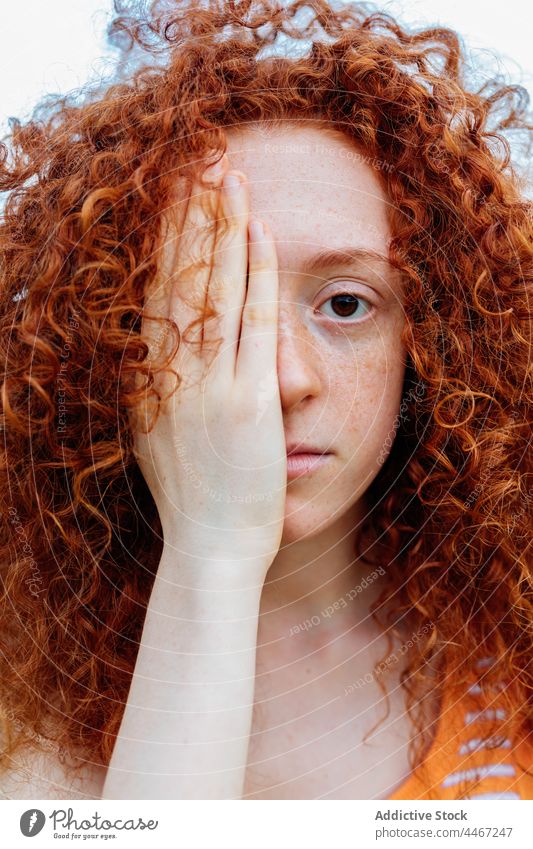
[{"left": 300, "top": 247, "right": 396, "bottom": 277}]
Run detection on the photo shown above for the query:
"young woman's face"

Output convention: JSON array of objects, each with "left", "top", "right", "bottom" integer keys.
[{"left": 223, "top": 124, "right": 407, "bottom": 544}]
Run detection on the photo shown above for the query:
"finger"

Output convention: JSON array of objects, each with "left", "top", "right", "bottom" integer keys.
[
  {"left": 167, "top": 157, "right": 229, "bottom": 362},
  {"left": 235, "top": 217, "right": 279, "bottom": 382},
  {"left": 202, "top": 168, "right": 250, "bottom": 376},
  {"left": 141, "top": 207, "right": 183, "bottom": 371}
]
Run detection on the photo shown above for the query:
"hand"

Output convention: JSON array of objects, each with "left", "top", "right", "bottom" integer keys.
[{"left": 129, "top": 152, "right": 286, "bottom": 574}]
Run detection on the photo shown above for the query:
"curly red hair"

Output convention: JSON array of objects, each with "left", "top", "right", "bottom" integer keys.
[{"left": 0, "top": 0, "right": 532, "bottom": 798}]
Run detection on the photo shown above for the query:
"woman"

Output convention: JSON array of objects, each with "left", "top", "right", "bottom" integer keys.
[{"left": 0, "top": 0, "right": 532, "bottom": 800}]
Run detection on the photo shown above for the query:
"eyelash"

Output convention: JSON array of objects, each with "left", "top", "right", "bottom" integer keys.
[{"left": 315, "top": 287, "right": 374, "bottom": 323}]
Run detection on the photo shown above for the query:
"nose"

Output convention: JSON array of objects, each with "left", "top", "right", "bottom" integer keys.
[{"left": 276, "top": 302, "right": 323, "bottom": 412}]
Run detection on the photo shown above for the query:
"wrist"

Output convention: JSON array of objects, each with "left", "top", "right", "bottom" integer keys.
[{"left": 158, "top": 539, "right": 271, "bottom": 593}]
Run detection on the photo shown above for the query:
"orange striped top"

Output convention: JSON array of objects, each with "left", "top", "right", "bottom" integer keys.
[{"left": 388, "top": 656, "right": 533, "bottom": 800}]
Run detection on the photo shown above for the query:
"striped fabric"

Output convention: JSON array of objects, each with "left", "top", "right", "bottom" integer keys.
[{"left": 387, "top": 657, "right": 533, "bottom": 800}]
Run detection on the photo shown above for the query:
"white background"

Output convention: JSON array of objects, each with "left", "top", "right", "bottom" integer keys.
[{"left": 0, "top": 0, "right": 531, "bottom": 188}]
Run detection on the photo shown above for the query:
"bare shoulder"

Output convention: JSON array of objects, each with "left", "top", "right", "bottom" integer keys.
[{"left": 0, "top": 743, "right": 107, "bottom": 800}]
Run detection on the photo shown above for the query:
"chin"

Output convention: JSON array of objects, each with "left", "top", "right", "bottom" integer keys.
[{"left": 280, "top": 507, "right": 328, "bottom": 546}]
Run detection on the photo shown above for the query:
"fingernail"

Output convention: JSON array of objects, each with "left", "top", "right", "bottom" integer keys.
[
  {"left": 202, "top": 156, "right": 226, "bottom": 182},
  {"left": 223, "top": 172, "right": 241, "bottom": 194},
  {"left": 249, "top": 219, "right": 264, "bottom": 240}
]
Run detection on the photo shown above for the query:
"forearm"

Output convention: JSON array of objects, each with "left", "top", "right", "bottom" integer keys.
[{"left": 101, "top": 544, "right": 264, "bottom": 799}]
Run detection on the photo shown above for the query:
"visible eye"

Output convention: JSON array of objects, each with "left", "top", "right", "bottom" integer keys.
[{"left": 315, "top": 289, "right": 373, "bottom": 322}]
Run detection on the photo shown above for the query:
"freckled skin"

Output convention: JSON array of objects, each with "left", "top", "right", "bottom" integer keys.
[{"left": 224, "top": 124, "right": 407, "bottom": 548}]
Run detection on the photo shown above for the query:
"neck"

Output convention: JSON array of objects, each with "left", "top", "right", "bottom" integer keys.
[{"left": 260, "top": 502, "right": 388, "bottom": 636}]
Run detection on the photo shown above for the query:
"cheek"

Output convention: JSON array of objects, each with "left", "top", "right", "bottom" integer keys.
[{"left": 330, "top": 343, "right": 406, "bottom": 465}]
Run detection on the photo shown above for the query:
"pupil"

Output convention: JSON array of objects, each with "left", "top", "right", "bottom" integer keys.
[{"left": 332, "top": 294, "right": 358, "bottom": 317}]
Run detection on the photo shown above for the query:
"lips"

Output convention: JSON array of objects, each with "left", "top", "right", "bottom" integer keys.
[
  {"left": 286, "top": 444, "right": 329, "bottom": 457},
  {"left": 286, "top": 452, "right": 331, "bottom": 479}
]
